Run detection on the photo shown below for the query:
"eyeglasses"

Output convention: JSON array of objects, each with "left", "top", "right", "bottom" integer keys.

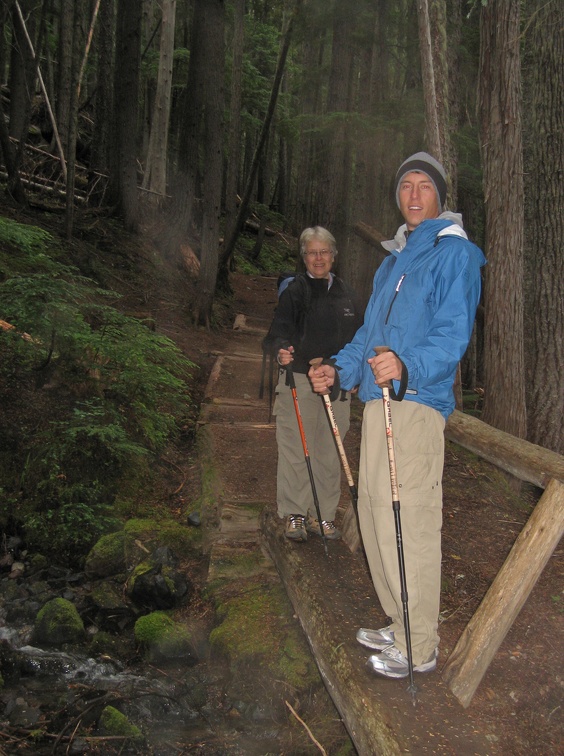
[{"left": 305, "top": 249, "right": 332, "bottom": 258}]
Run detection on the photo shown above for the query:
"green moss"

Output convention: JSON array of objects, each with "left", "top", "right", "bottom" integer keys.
[
  {"left": 123, "top": 517, "right": 201, "bottom": 559},
  {"left": 209, "top": 584, "right": 319, "bottom": 690},
  {"left": 134, "top": 610, "right": 175, "bottom": 643},
  {"left": 134, "top": 611, "right": 192, "bottom": 661},
  {"left": 98, "top": 705, "right": 143, "bottom": 741},
  {"left": 32, "top": 598, "right": 85, "bottom": 646}
]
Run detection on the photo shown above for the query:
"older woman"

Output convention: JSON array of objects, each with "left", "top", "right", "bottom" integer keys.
[{"left": 263, "top": 227, "right": 362, "bottom": 542}]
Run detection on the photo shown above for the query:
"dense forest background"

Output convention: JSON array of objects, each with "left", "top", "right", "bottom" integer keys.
[{"left": 0, "top": 0, "right": 562, "bottom": 561}]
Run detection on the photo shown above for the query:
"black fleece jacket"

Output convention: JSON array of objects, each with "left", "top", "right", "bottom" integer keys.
[{"left": 264, "top": 274, "right": 362, "bottom": 374}]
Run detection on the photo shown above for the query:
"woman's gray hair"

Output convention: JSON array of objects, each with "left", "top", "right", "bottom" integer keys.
[{"left": 299, "top": 226, "right": 338, "bottom": 258}]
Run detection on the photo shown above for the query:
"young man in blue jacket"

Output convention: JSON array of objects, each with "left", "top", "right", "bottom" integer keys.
[{"left": 309, "top": 152, "right": 486, "bottom": 679}]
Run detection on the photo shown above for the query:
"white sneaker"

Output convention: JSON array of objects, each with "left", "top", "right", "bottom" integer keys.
[
  {"left": 367, "top": 645, "right": 437, "bottom": 679},
  {"left": 356, "top": 626, "right": 395, "bottom": 651}
]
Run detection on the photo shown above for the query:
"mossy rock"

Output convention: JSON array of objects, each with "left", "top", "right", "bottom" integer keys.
[
  {"left": 85, "top": 531, "right": 126, "bottom": 578},
  {"left": 123, "top": 518, "right": 201, "bottom": 562},
  {"left": 134, "top": 611, "right": 193, "bottom": 662},
  {"left": 98, "top": 705, "right": 143, "bottom": 741},
  {"left": 210, "top": 584, "right": 319, "bottom": 691},
  {"left": 32, "top": 598, "right": 85, "bottom": 647}
]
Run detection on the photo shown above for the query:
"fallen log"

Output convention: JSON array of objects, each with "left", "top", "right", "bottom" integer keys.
[{"left": 445, "top": 410, "right": 564, "bottom": 488}]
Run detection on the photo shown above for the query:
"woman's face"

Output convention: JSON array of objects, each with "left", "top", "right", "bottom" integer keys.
[{"left": 303, "top": 238, "right": 334, "bottom": 279}]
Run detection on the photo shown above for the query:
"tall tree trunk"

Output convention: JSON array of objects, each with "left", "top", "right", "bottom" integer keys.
[
  {"left": 478, "top": 0, "right": 527, "bottom": 439},
  {"left": 524, "top": 0, "right": 564, "bottom": 454},
  {"left": 193, "top": 0, "right": 225, "bottom": 327},
  {"left": 416, "top": 0, "right": 455, "bottom": 203},
  {"left": 56, "top": 0, "right": 73, "bottom": 155},
  {"left": 91, "top": 0, "right": 115, "bottom": 181},
  {"left": 318, "top": 2, "right": 354, "bottom": 244},
  {"left": 111, "top": 0, "right": 142, "bottom": 230},
  {"left": 142, "top": 0, "right": 176, "bottom": 200},
  {"left": 8, "top": 0, "right": 36, "bottom": 140},
  {"left": 223, "top": 0, "right": 245, "bottom": 244}
]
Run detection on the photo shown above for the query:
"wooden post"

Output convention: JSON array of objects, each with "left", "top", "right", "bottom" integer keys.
[{"left": 442, "top": 477, "right": 564, "bottom": 707}]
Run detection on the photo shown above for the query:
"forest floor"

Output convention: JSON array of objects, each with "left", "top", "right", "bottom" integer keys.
[{"left": 1, "top": 203, "right": 562, "bottom": 754}]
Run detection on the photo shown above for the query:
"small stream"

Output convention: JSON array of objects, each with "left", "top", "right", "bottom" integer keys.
[{"left": 0, "top": 571, "right": 288, "bottom": 755}]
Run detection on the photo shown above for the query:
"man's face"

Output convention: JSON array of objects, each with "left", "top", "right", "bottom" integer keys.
[
  {"left": 303, "top": 239, "right": 334, "bottom": 279},
  {"left": 398, "top": 171, "right": 440, "bottom": 230}
]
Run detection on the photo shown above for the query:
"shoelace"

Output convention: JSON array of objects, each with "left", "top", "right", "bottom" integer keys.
[
  {"left": 288, "top": 516, "right": 305, "bottom": 528},
  {"left": 382, "top": 645, "right": 404, "bottom": 662}
]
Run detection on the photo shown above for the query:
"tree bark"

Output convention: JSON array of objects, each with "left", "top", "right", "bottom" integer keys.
[
  {"left": 111, "top": 0, "right": 142, "bottom": 230},
  {"left": 478, "top": 0, "right": 527, "bottom": 440},
  {"left": 142, "top": 0, "right": 176, "bottom": 199},
  {"left": 523, "top": 0, "right": 564, "bottom": 455},
  {"left": 193, "top": 0, "right": 225, "bottom": 327},
  {"left": 91, "top": 0, "right": 115, "bottom": 180},
  {"left": 223, "top": 0, "right": 245, "bottom": 244}
]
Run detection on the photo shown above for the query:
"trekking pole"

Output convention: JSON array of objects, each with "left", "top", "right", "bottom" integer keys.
[
  {"left": 309, "top": 358, "right": 358, "bottom": 512},
  {"left": 286, "top": 364, "right": 329, "bottom": 556},
  {"left": 374, "top": 346, "right": 417, "bottom": 703}
]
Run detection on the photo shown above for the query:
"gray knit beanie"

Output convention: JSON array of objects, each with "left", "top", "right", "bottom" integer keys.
[{"left": 395, "top": 152, "right": 447, "bottom": 212}]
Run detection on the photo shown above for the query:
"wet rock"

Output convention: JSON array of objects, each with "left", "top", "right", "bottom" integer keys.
[
  {"left": 32, "top": 598, "right": 85, "bottom": 646},
  {"left": 187, "top": 511, "right": 201, "bottom": 527},
  {"left": 5, "top": 695, "right": 42, "bottom": 727},
  {"left": 128, "top": 548, "right": 192, "bottom": 610}
]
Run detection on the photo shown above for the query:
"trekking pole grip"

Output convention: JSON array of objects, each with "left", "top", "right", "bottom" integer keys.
[{"left": 374, "top": 345, "right": 392, "bottom": 389}]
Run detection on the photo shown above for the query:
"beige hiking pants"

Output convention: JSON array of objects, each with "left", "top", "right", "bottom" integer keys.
[
  {"left": 274, "top": 370, "right": 351, "bottom": 521},
  {"left": 358, "top": 398, "right": 445, "bottom": 666}
]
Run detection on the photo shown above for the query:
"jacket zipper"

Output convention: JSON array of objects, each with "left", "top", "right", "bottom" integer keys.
[{"left": 384, "top": 274, "right": 406, "bottom": 324}]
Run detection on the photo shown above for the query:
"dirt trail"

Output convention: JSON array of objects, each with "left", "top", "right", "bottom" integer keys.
[{"left": 192, "top": 273, "right": 562, "bottom": 755}]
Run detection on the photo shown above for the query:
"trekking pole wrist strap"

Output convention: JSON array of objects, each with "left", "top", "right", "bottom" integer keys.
[
  {"left": 388, "top": 351, "right": 408, "bottom": 402},
  {"left": 319, "top": 359, "right": 341, "bottom": 402}
]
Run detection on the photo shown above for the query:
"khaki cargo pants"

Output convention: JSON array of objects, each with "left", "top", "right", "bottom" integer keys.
[
  {"left": 274, "top": 370, "right": 351, "bottom": 522},
  {"left": 358, "top": 398, "right": 445, "bottom": 666}
]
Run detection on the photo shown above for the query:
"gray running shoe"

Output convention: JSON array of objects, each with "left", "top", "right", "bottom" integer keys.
[
  {"left": 285, "top": 515, "right": 307, "bottom": 541},
  {"left": 305, "top": 515, "right": 341, "bottom": 540},
  {"left": 356, "top": 626, "right": 395, "bottom": 651},
  {"left": 367, "top": 645, "right": 437, "bottom": 679}
]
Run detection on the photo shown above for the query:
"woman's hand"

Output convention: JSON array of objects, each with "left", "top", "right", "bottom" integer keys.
[{"left": 277, "top": 346, "right": 294, "bottom": 366}]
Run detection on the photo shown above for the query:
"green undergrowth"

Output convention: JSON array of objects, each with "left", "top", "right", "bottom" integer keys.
[{"left": 0, "top": 216, "right": 197, "bottom": 565}]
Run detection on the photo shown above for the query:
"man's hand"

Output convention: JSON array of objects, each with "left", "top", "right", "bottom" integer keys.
[
  {"left": 308, "top": 362, "right": 335, "bottom": 395},
  {"left": 368, "top": 350, "right": 402, "bottom": 387},
  {"left": 277, "top": 346, "right": 294, "bottom": 366}
]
